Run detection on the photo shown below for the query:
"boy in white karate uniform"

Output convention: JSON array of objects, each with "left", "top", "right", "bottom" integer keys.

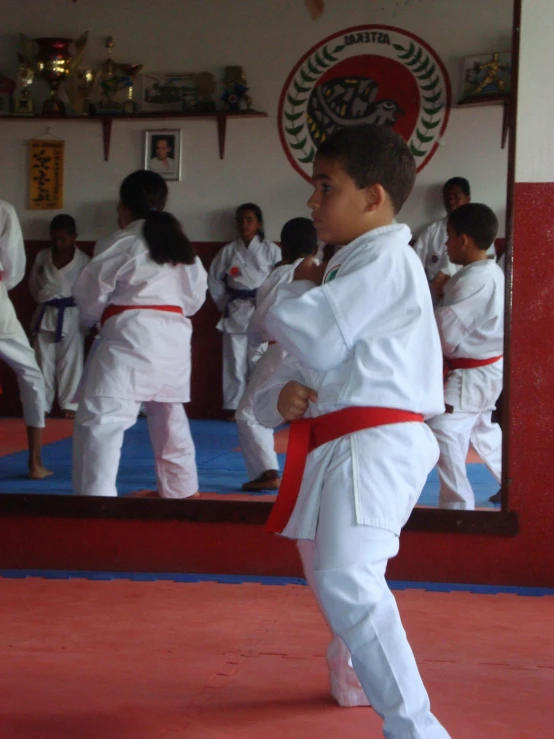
[
  {"left": 414, "top": 177, "right": 496, "bottom": 304},
  {"left": 255, "top": 125, "right": 450, "bottom": 738},
  {"left": 208, "top": 203, "right": 280, "bottom": 416},
  {"left": 0, "top": 199, "right": 51, "bottom": 479},
  {"left": 237, "top": 217, "right": 318, "bottom": 492},
  {"left": 428, "top": 203, "right": 504, "bottom": 510},
  {"left": 29, "top": 214, "right": 90, "bottom": 418}
]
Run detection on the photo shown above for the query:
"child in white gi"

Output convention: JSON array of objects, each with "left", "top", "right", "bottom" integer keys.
[
  {"left": 0, "top": 199, "right": 51, "bottom": 479},
  {"left": 428, "top": 203, "right": 504, "bottom": 510},
  {"left": 255, "top": 125, "right": 450, "bottom": 738},
  {"left": 208, "top": 203, "right": 280, "bottom": 417},
  {"left": 237, "top": 217, "right": 318, "bottom": 492},
  {"left": 72, "top": 170, "right": 207, "bottom": 498},
  {"left": 29, "top": 214, "right": 90, "bottom": 418}
]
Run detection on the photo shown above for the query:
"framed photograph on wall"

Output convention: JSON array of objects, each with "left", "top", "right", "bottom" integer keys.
[
  {"left": 144, "top": 129, "right": 182, "bottom": 182},
  {"left": 141, "top": 73, "right": 199, "bottom": 113},
  {"left": 461, "top": 52, "right": 511, "bottom": 101}
]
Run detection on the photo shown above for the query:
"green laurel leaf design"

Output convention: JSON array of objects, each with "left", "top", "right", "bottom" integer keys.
[
  {"left": 420, "top": 118, "right": 441, "bottom": 130},
  {"left": 416, "top": 128, "right": 435, "bottom": 143},
  {"left": 423, "top": 91, "right": 442, "bottom": 104},
  {"left": 285, "top": 110, "right": 303, "bottom": 122},
  {"left": 299, "top": 149, "right": 316, "bottom": 164},
  {"left": 393, "top": 40, "right": 446, "bottom": 162},
  {"left": 290, "top": 137, "right": 308, "bottom": 150},
  {"left": 406, "top": 48, "right": 423, "bottom": 67},
  {"left": 294, "top": 80, "right": 310, "bottom": 94},
  {"left": 286, "top": 124, "right": 304, "bottom": 136},
  {"left": 421, "top": 77, "right": 440, "bottom": 91},
  {"left": 284, "top": 41, "right": 345, "bottom": 166}
]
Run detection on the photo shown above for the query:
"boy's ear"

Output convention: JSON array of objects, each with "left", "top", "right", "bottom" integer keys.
[
  {"left": 460, "top": 233, "right": 472, "bottom": 250},
  {"left": 364, "top": 183, "right": 387, "bottom": 212}
]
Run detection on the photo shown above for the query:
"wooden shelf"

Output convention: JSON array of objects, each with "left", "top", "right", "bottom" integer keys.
[
  {"left": 456, "top": 94, "right": 511, "bottom": 150},
  {"left": 0, "top": 110, "right": 268, "bottom": 161}
]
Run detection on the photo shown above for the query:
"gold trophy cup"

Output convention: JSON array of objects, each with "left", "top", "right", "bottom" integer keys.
[{"left": 119, "top": 64, "right": 143, "bottom": 114}]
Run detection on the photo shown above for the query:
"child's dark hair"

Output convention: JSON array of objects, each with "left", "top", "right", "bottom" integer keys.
[
  {"left": 316, "top": 124, "right": 415, "bottom": 214},
  {"left": 280, "top": 218, "right": 318, "bottom": 261},
  {"left": 120, "top": 170, "right": 195, "bottom": 266},
  {"left": 443, "top": 177, "right": 470, "bottom": 197},
  {"left": 236, "top": 202, "right": 265, "bottom": 239},
  {"left": 448, "top": 203, "right": 498, "bottom": 250},
  {"left": 50, "top": 214, "right": 76, "bottom": 235}
]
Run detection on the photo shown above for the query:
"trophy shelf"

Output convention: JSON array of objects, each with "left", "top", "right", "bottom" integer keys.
[{"left": 1, "top": 110, "right": 268, "bottom": 161}]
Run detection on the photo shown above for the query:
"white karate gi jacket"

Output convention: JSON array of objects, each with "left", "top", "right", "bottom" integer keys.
[
  {"left": 73, "top": 219, "right": 207, "bottom": 402},
  {"left": 29, "top": 247, "right": 90, "bottom": 338},
  {"left": 208, "top": 235, "right": 280, "bottom": 334},
  {"left": 0, "top": 200, "right": 26, "bottom": 337},
  {"left": 435, "top": 259, "right": 505, "bottom": 413},
  {"left": 255, "top": 225, "right": 445, "bottom": 539}
]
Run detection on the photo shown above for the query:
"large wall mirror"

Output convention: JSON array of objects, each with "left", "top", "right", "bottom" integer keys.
[{"left": 0, "top": 0, "right": 517, "bottom": 535}]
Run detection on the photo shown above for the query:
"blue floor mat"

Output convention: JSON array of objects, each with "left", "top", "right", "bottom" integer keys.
[{"left": 0, "top": 419, "right": 499, "bottom": 507}]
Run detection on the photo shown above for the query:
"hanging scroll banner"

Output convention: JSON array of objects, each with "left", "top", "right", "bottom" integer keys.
[{"left": 28, "top": 139, "right": 65, "bottom": 210}]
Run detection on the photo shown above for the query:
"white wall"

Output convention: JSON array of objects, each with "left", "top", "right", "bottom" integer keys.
[
  {"left": 516, "top": 0, "right": 554, "bottom": 183},
  {"left": 0, "top": 0, "right": 512, "bottom": 240}
]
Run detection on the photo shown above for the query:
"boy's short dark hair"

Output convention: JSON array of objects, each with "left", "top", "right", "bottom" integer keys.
[
  {"left": 448, "top": 203, "right": 498, "bottom": 250},
  {"left": 316, "top": 124, "right": 416, "bottom": 214},
  {"left": 443, "top": 177, "right": 470, "bottom": 197},
  {"left": 50, "top": 214, "right": 77, "bottom": 235},
  {"left": 280, "top": 217, "right": 318, "bottom": 261}
]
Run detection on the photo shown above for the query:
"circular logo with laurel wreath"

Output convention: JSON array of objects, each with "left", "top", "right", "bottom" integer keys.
[{"left": 278, "top": 25, "right": 451, "bottom": 182}]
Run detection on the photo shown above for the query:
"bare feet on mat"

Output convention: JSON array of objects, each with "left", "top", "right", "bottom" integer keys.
[
  {"left": 224, "top": 413, "right": 236, "bottom": 422},
  {"left": 28, "top": 465, "right": 54, "bottom": 480},
  {"left": 242, "top": 470, "right": 281, "bottom": 492},
  {"left": 127, "top": 489, "right": 160, "bottom": 498},
  {"left": 489, "top": 489, "right": 502, "bottom": 504},
  {"left": 60, "top": 409, "right": 76, "bottom": 419}
]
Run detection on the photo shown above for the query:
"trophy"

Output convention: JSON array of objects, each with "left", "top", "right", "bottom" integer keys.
[
  {"left": 97, "top": 37, "right": 122, "bottom": 113},
  {"left": 118, "top": 64, "right": 143, "bottom": 114},
  {"left": 19, "top": 32, "right": 88, "bottom": 116},
  {"left": 196, "top": 71, "right": 216, "bottom": 112},
  {"left": 221, "top": 66, "right": 253, "bottom": 111},
  {"left": 65, "top": 68, "right": 98, "bottom": 115},
  {"left": 14, "top": 58, "right": 34, "bottom": 115}
]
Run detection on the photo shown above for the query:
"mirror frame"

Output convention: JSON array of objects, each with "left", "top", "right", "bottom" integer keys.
[{"left": 0, "top": 0, "right": 520, "bottom": 538}]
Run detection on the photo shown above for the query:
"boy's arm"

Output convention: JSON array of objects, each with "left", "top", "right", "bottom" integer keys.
[
  {"left": 0, "top": 204, "right": 26, "bottom": 290},
  {"left": 434, "top": 278, "right": 487, "bottom": 355},
  {"left": 254, "top": 354, "right": 312, "bottom": 428},
  {"left": 207, "top": 246, "right": 229, "bottom": 312}
]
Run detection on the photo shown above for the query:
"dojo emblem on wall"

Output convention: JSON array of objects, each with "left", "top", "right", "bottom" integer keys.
[{"left": 278, "top": 25, "right": 451, "bottom": 182}]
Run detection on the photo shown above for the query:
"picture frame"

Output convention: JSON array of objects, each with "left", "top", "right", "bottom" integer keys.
[
  {"left": 461, "top": 52, "right": 512, "bottom": 101},
  {"left": 141, "top": 73, "right": 199, "bottom": 113},
  {"left": 144, "top": 129, "right": 182, "bottom": 181}
]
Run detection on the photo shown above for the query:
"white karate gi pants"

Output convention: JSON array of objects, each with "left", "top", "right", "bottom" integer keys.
[
  {"left": 34, "top": 330, "right": 84, "bottom": 413},
  {"left": 297, "top": 539, "right": 370, "bottom": 707},
  {"left": 0, "top": 322, "right": 46, "bottom": 428},
  {"left": 236, "top": 343, "right": 283, "bottom": 479},
  {"left": 73, "top": 396, "right": 198, "bottom": 498},
  {"left": 311, "top": 462, "right": 450, "bottom": 738},
  {"left": 427, "top": 409, "right": 502, "bottom": 510},
  {"left": 222, "top": 333, "right": 265, "bottom": 410}
]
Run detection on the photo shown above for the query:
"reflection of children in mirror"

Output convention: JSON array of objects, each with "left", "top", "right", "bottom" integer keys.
[{"left": 150, "top": 136, "right": 175, "bottom": 172}]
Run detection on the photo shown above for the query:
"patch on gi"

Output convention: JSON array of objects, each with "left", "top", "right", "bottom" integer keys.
[
  {"left": 431, "top": 255, "right": 439, "bottom": 263},
  {"left": 324, "top": 264, "right": 341, "bottom": 283},
  {"left": 229, "top": 266, "right": 241, "bottom": 277}
]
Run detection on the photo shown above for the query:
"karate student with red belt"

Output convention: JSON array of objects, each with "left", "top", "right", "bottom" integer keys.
[
  {"left": 428, "top": 203, "right": 504, "bottom": 510},
  {"left": 72, "top": 170, "right": 207, "bottom": 498},
  {"left": 255, "top": 125, "right": 450, "bottom": 739}
]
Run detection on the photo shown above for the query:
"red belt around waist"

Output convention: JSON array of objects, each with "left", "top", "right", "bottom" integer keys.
[
  {"left": 100, "top": 304, "right": 183, "bottom": 327},
  {"left": 265, "top": 406, "right": 424, "bottom": 535},
  {"left": 445, "top": 355, "right": 502, "bottom": 371}
]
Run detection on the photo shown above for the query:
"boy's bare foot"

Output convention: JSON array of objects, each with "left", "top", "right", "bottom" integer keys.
[
  {"left": 60, "top": 409, "right": 76, "bottom": 419},
  {"left": 28, "top": 465, "right": 54, "bottom": 480},
  {"left": 242, "top": 470, "right": 281, "bottom": 491}
]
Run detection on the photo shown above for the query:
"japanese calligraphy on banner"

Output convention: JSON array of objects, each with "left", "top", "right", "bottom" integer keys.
[{"left": 28, "top": 139, "right": 65, "bottom": 210}]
